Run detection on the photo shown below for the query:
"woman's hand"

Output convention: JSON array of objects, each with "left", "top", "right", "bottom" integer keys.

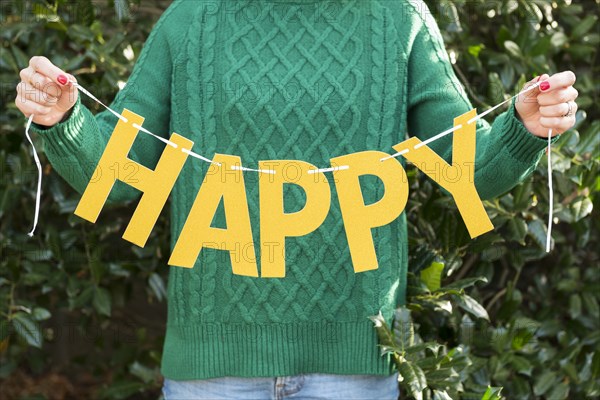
[
  {"left": 15, "top": 56, "right": 78, "bottom": 127},
  {"left": 515, "top": 71, "right": 578, "bottom": 138}
]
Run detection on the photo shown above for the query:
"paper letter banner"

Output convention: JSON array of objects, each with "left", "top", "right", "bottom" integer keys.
[
  {"left": 74, "top": 109, "right": 193, "bottom": 247},
  {"left": 391, "top": 109, "right": 493, "bottom": 238},
  {"left": 168, "top": 154, "right": 258, "bottom": 276},
  {"left": 331, "top": 151, "right": 409, "bottom": 273},
  {"left": 73, "top": 108, "right": 494, "bottom": 277},
  {"left": 259, "top": 160, "right": 331, "bottom": 278}
]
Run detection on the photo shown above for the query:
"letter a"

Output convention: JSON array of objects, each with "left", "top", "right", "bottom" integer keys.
[
  {"left": 74, "top": 109, "right": 193, "bottom": 247},
  {"left": 169, "top": 154, "right": 258, "bottom": 277},
  {"left": 391, "top": 109, "right": 493, "bottom": 238}
]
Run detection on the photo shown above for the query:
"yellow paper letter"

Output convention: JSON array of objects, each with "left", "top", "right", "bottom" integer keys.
[
  {"left": 74, "top": 109, "right": 193, "bottom": 247},
  {"left": 169, "top": 154, "right": 258, "bottom": 276},
  {"left": 331, "top": 151, "right": 409, "bottom": 273},
  {"left": 258, "top": 161, "right": 331, "bottom": 278},
  {"left": 392, "top": 109, "right": 493, "bottom": 238}
]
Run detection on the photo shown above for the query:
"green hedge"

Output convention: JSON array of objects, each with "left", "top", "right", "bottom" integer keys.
[{"left": 1, "top": 1, "right": 598, "bottom": 399}]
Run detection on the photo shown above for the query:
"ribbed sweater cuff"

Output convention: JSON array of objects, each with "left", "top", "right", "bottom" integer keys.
[
  {"left": 500, "top": 99, "right": 560, "bottom": 163},
  {"left": 30, "top": 96, "right": 88, "bottom": 158}
]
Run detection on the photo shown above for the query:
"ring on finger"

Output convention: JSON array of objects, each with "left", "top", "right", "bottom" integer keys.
[{"left": 563, "top": 101, "right": 574, "bottom": 117}]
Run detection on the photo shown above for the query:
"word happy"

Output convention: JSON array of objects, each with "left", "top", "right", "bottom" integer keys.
[{"left": 74, "top": 108, "right": 493, "bottom": 277}]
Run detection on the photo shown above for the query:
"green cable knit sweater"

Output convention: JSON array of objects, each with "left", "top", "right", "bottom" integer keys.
[{"left": 32, "top": 0, "right": 552, "bottom": 379}]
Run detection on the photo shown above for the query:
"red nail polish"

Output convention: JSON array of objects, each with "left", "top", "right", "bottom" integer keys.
[
  {"left": 540, "top": 81, "right": 550, "bottom": 91},
  {"left": 57, "top": 75, "right": 68, "bottom": 85}
]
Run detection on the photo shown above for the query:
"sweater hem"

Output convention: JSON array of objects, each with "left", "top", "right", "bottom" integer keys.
[{"left": 160, "top": 319, "right": 395, "bottom": 379}]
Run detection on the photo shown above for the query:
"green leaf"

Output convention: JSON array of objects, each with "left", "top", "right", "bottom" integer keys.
[
  {"left": 148, "top": 272, "right": 166, "bottom": 302},
  {"left": 591, "top": 352, "right": 600, "bottom": 379},
  {"left": 31, "top": 307, "right": 51, "bottom": 321},
  {"left": 93, "top": 287, "right": 112, "bottom": 317},
  {"left": 440, "top": 276, "right": 488, "bottom": 292},
  {"left": 481, "top": 386, "right": 503, "bottom": 400},
  {"left": 527, "top": 219, "right": 547, "bottom": 249},
  {"left": 398, "top": 362, "right": 427, "bottom": 400},
  {"left": 393, "top": 307, "right": 414, "bottom": 351},
  {"left": 547, "top": 381, "right": 570, "bottom": 400},
  {"left": 572, "top": 15, "right": 598, "bottom": 39},
  {"left": 420, "top": 261, "right": 445, "bottom": 292},
  {"left": 507, "top": 218, "right": 527, "bottom": 244},
  {"left": 369, "top": 311, "right": 395, "bottom": 355},
  {"left": 551, "top": 32, "right": 568, "bottom": 48},
  {"left": 433, "top": 390, "right": 452, "bottom": 400},
  {"left": 0, "top": 320, "right": 10, "bottom": 342},
  {"left": 508, "top": 355, "right": 533, "bottom": 376},
  {"left": 71, "top": 286, "right": 94, "bottom": 309},
  {"left": 113, "top": 0, "right": 131, "bottom": 21},
  {"left": 530, "top": 35, "right": 552, "bottom": 57},
  {"left": 129, "top": 361, "right": 155, "bottom": 384},
  {"left": 10, "top": 45, "right": 29, "bottom": 69},
  {"left": 468, "top": 44, "right": 483, "bottom": 58},
  {"left": 504, "top": 41, "right": 522, "bottom": 58},
  {"left": 456, "top": 294, "right": 490, "bottom": 321},
  {"left": 571, "top": 197, "right": 593, "bottom": 222},
  {"left": 534, "top": 370, "right": 557, "bottom": 395},
  {"left": 570, "top": 294, "right": 582, "bottom": 319},
  {"left": 582, "top": 292, "right": 600, "bottom": 318},
  {"left": 406, "top": 341, "right": 443, "bottom": 357},
  {"left": 11, "top": 312, "right": 42, "bottom": 348}
]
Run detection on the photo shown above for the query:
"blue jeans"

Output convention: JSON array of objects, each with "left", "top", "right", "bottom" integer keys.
[{"left": 162, "top": 372, "right": 400, "bottom": 399}]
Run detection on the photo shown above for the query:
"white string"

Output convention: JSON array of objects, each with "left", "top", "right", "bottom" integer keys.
[
  {"left": 71, "top": 80, "right": 216, "bottom": 165},
  {"left": 546, "top": 128, "right": 554, "bottom": 252},
  {"left": 73, "top": 82, "right": 128, "bottom": 123},
  {"left": 132, "top": 123, "right": 178, "bottom": 148},
  {"left": 467, "top": 82, "right": 540, "bottom": 125},
  {"left": 307, "top": 165, "right": 350, "bottom": 174},
  {"left": 380, "top": 149, "right": 409, "bottom": 162},
  {"left": 231, "top": 165, "right": 276, "bottom": 174},
  {"left": 181, "top": 148, "right": 220, "bottom": 165},
  {"left": 26, "top": 78, "right": 555, "bottom": 248},
  {"left": 415, "top": 124, "right": 463, "bottom": 149},
  {"left": 24, "top": 114, "right": 42, "bottom": 237},
  {"left": 379, "top": 82, "right": 542, "bottom": 162}
]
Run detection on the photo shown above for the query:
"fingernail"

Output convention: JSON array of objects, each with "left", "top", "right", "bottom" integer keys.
[
  {"left": 57, "top": 75, "right": 68, "bottom": 85},
  {"left": 540, "top": 81, "right": 550, "bottom": 91}
]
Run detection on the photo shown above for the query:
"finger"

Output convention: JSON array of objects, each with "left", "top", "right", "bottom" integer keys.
[
  {"left": 55, "top": 77, "right": 79, "bottom": 111},
  {"left": 540, "top": 115, "right": 576, "bottom": 133},
  {"left": 538, "top": 87, "right": 578, "bottom": 106},
  {"left": 538, "top": 70, "right": 577, "bottom": 93},
  {"left": 539, "top": 101, "right": 578, "bottom": 118},
  {"left": 20, "top": 66, "right": 53, "bottom": 87},
  {"left": 19, "top": 68, "right": 65, "bottom": 100},
  {"left": 16, "top": 81, "right": 59, "bottom": 106},
  {"left": 519, "top": 74, "right": 550, "bottom": 104},
  {"left": 66, "top": 73, "right": 78, "bottom": 85},
  {"left": 29, "top": 56, "right": 71, "bottom": 86},
  {"left": 14, "top": 93, "right": 53, "bottom": 116}
]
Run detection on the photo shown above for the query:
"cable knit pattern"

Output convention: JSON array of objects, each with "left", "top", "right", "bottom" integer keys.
[{"left": 31, "top": 0, "right": 551, "bottom": 379}]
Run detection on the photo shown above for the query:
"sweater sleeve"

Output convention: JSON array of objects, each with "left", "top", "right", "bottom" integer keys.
[
  {"left": 406, "top": 4, "right": 557, "bottom": 200},
  {"left": 30, "top": 1, "right": 187, "bottom": 204}
]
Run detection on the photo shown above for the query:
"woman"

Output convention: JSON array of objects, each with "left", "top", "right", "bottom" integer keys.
[{"left": 15, "top": 0, "right": 577, "bottom": 399}]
